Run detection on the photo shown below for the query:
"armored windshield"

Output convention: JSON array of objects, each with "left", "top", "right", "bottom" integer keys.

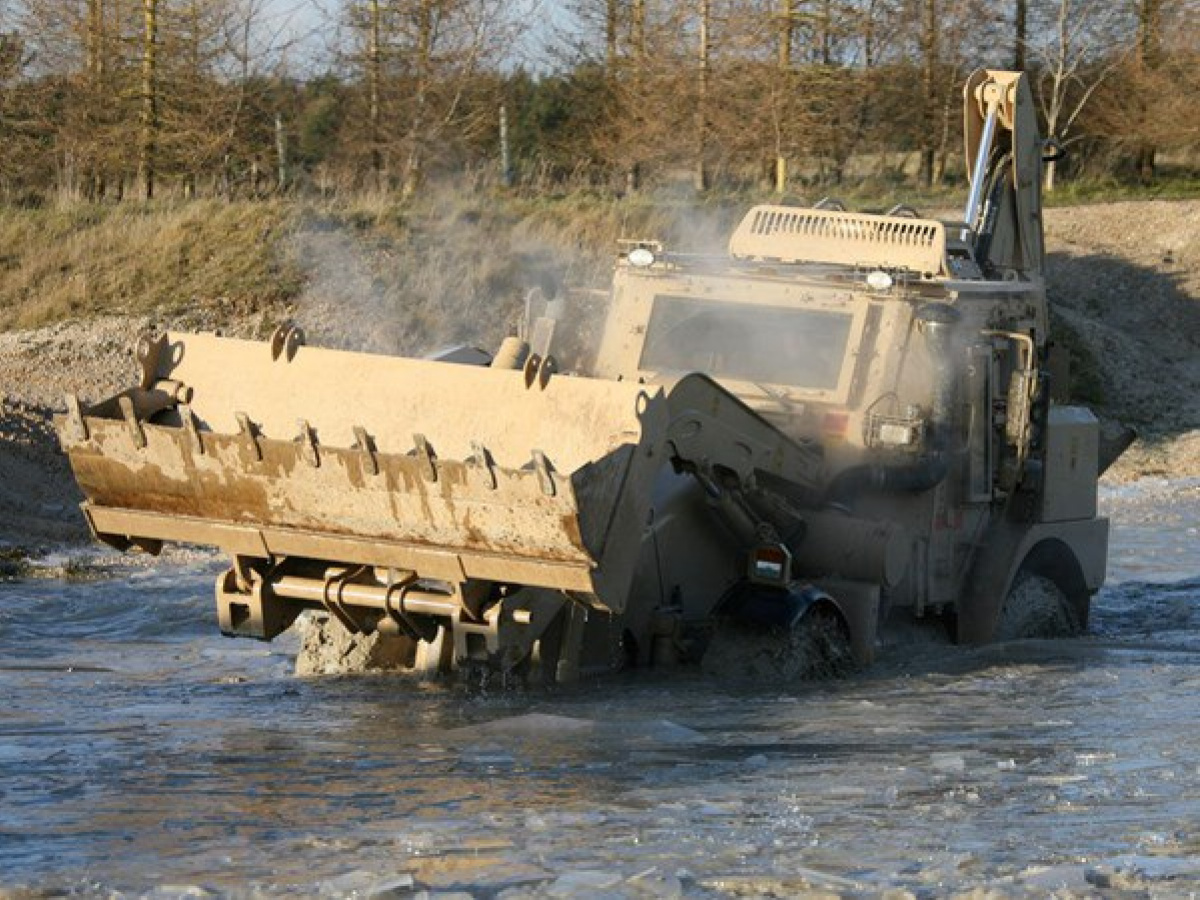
[{"left": 638, "top": 295, "right": 853, "bottom": 390}]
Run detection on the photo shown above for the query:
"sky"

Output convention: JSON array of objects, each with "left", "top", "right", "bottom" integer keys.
[{"left": 259, "top": 0, "right": 565, "bottom": 75}]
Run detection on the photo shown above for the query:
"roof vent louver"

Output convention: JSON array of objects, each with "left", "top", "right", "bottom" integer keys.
[{"left": 729, "top": 205, "right": 948, "bottom": 276}]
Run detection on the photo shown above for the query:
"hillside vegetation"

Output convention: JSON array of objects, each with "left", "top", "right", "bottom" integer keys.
[{"left": 0, "top": 202, "right": 301, "bottom": 330}]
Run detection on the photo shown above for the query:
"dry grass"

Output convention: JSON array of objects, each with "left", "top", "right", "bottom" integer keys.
[{"left": 0, "top": 201, "right": 305, "bottom": 330}]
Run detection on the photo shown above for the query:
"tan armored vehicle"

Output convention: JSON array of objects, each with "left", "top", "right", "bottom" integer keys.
[{"left": 58, "top": 71, "right": 1126, "bottom": 682}]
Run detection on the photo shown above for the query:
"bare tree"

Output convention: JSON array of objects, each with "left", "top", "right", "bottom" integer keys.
[
  {"left": 1027, "top": 0, "right": 1130, "bottom": 190},
  {"left": 140, "top": 0, "right": 159, "bottom": 199},
  {"left": 0, "top": 12, "right": 35, "bottom": 193},
  {"left": 605, "top": 0, "right": 618, "bottom": 73},
  {"left": 400, "top": 0, "right": 434, "bottom": 198},
  {"left": 338, "top": 0, "right": 533, "bottom": 195},
  {"left": 1014, "top": 0, "right": 1027, "bottom": 69},
  {"left": 1133, "top": 0, "right": 1163, "bottom": 182},
  {"left": 368, "top": 0, "right": 382, "bottom": 184},
  {"left": 695, "top": 0, "right": 711, "bottom": 190},
  {"left": 773, "top": 0, "right": 794, "bottom": 192},
  {"left": 1085, "top": 0, "right": 1199, "bottom": 185}
]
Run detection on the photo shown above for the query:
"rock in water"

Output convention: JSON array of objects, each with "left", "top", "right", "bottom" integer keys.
[{"left": 294, "top": 612, "right": 414, "bottom": 676}]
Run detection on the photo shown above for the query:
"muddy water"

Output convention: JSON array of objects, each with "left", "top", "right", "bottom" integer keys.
[{"left": 1, "top": 480, "right": 1198, "bottom": 898}]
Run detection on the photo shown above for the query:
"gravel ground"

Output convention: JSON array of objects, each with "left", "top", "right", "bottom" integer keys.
[
  {"left": 0, "top": 308, "right": 278, "bottom": 551},
  {"left": 1043, "top": 200, "right": 1200, "bottom": 479},
  {"left": 0, "top": 199, "right": 1196, "bottom": 552}
]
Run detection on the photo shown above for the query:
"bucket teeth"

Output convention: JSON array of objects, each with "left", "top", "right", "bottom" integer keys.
[
  {"left": 180, "top": 404, "right": 204, "bottom": 455},
  {"left": 118, "top": 396, "right": 146, "bottom": 449},
  {"left": 297, "top": 419, "right": 320, "bottom": 468},
  {"left": 413, "top": 433, "right": 438, "bottom": 482},
  {"left": 470, "top": 441, "right": 497, "bottom": 490},
  {"left": 353, "top": 426, "right": 379, "bottom": 476},
  {"left": 65, "top": 393, "right": 89, "bottom": 443},
  {"left": 236, "top": 411, "right": 263, "bottom": 461},
  {"left": 531, "top": 449, "right": 556, "bottom": 497}
]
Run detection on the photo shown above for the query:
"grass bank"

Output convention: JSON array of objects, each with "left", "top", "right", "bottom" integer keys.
[{"left": 0, "top": 201, "right": 304, "bottom": 330}]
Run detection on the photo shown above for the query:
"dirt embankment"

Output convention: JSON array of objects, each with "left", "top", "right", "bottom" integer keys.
[
  {"left": 1042, "top": 201, "right": 1200, "bottom": 479},
  {"left": 0, "top": 310, "right": 276, "bottom": 550},
  {"left": 0, "top": 199, "right": 1197, "bottom": 552}
]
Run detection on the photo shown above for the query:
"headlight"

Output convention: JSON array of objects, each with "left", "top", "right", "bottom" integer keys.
[
  {"left": 878, "top": 421, "right": 919, "bottom": 446},
  {"left": 628, "top": 247, "right": 656, "bottom": 268},
  {"left": 867, "top": 411, "right": 925, "bottom": 450},
  {"left": 866, "top": 270, "right": 894, "bottom": 291}
]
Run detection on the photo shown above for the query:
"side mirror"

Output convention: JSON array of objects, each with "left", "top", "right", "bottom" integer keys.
[{"left": 1042, "top": 138, "right": 1067, "bottom": 163}]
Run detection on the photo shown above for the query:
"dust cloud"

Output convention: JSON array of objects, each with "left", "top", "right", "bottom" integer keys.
[
  {"left": 279, "top": 199, "right": 748, "bottom": 371},
  {"left": 282, "top": 204, "right": 608, "bottom": 361}
]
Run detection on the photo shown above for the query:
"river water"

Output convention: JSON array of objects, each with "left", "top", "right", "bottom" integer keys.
[{"left": 1, "top": 479, "right": 1198, "bottom": 898}]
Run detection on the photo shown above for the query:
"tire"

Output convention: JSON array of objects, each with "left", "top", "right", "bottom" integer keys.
[
  {"left": 702, "top": 606, "right": 856, "bottom": 682},
  {"left": 994, "top": 572, "right": 1082, "bottom": 641}
]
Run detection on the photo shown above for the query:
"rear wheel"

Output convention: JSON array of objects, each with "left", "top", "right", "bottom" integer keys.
[{"left": 994, "top": 572, "right": 1082, "bottom": 641}]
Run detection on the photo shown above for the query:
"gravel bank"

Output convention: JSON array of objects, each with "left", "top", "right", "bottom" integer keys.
[{"left": 1043, "top": 200, "right": 1200, "bottom": 480}]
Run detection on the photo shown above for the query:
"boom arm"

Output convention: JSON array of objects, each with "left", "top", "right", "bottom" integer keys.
[{"left": 961, "top": 69, "right": 1046, "bottom": 278}]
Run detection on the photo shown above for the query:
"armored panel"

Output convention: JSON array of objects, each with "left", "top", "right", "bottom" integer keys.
[{"left": 1040, "top": 406, "right": 1099, "bottom": 522}]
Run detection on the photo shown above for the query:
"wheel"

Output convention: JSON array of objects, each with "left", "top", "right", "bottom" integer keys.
[
  {"left": 701, "top": 605, "right": 856, "bottom": 682},
  {"left": 994, "top": 572, "right": 1082, "bottom": 641}
]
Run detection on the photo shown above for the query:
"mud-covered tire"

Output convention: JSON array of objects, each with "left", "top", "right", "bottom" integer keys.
[
  {"left": 701, "top": 608, "right": 856, "bottom": 682},
  {"left": 994, "top": 572, "right": 1082, "bottom": 641}
]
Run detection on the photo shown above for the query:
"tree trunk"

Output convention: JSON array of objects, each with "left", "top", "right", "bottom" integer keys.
[
  {"left": 276, "top": 113, "right": 288, "bottom": 191},
  {"left": 368, "top": 0, "right": 383, "bottom": 189},
  {"left": 1137, "top": 145, "right": 1156, "bottom": 185},
  {"left": 778, "top": 0, "right": 793, "bottom": 70},
  {"left": 86, "top": 0, "right": 102, "bottom": 77},
  {"left": 631, "top": 0, "right": 645, "bottom": 57},
  {"left": 1138, "top": 0, "right": 1162, "bottom": 67},
  {"left": 499, "top": 104, "right": 511, "bottom": 188},
  {"left": 402, "top": 0, "right": 433, "bottom": 199},
  {"left": 140, "top": 0, "right": 158, "bottom": 201},
  {"left": 606, "top": 0, "right": 619, "bottom": 74},
  {"left": 625, "top": 0, "right": 647, "bottom": 194},
  {"left": 1135, "top": 0, "right": 1162, "bottom": 185},
  {"left": 1014, "top": 0, "right": 1027, "bottom": 70},
  {"left": 819, "top": 0, "right": 833, "bottom": 65},
  {"left": 775, "top": 0, "right": 794, "bottom": 193},
  {"left": 918, "top": 0, "right": 938, "bottom": 187},
  {"left": 694, "top": 0, "right": 710, "bottom": 192},
  {"left": 86, "top": 0, "right": 107, "bottom": 199}
]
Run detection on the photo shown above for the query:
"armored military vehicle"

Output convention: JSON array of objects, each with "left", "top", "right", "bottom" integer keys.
[{"left": 57, "top": 70, "right": 1126, "bottom": 682}]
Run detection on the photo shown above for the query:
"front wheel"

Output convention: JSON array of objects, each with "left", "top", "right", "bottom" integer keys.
[
  {"left": 994, "top": 572, "right": 1082, "bottom": 641},
  {"left": 702, "top": 605, "right": 856, "bottom": 682}
]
